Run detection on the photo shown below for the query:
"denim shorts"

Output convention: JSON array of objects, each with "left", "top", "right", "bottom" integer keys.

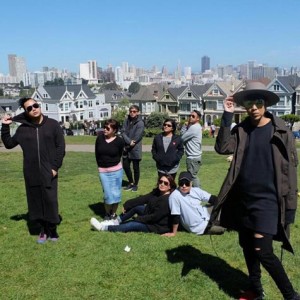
[{"left": 99, "top": 169, "right": 123, "bottom": 204}]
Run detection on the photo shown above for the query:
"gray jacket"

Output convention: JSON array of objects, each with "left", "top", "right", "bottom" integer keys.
[{"left": 121, "top": 115, "right": 144, "bottom": 160}]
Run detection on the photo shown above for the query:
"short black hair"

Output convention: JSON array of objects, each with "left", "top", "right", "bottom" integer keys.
[
  {"left": 18, "top": 97, "right": 34, "bottom": 109},
  {"left": 129, "top": 105, "right": 139, "bottom": 112},
  {"left": 193, "top": 110, "right": 201, "bottom": 118}
]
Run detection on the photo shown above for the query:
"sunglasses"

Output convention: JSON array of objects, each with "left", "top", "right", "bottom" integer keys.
[
  {"left": 163, "top": 124, "right": 172, "bottom": 128},
  {"left": 26, "top": 103, "right": 40, "bottom": 112},
  {"left": 104, "top": 126, "right": 111, "bottom": 131},
  {"left": 243, "top": 99, "right": 265, "bottom": 109},
  {"left": 189, "top": 114, "right": 197, "bottom": 119},
  {"left": 158, "top": 179, "right": 170, "bottom": 186},
  {"left": 179, "top": 180, "right": 191, "bottom": 187},
  {"left": 130, "top": 110, "right": 138, "bottom": 113}
]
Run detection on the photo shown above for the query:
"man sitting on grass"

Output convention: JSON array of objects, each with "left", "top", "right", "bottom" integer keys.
[{"left": 163, "top": 171, "right": 218, "bottom": 237}]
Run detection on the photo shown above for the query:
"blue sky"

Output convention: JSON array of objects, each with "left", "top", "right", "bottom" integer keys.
[{"left": 0, "top": 0, "right": 299, "bottom": 74}]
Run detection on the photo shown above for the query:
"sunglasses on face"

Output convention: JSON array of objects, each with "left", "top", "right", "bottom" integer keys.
[
  {"left": 26, "top": 103, "right": 40, "bottom": 112},
  {"left": 243, "top": 99, "right": 265, "bottom": 109},
  {"left": 163, "top": 123, "right": 172, "bottom": 128},
  {"left": 130, "top": 110, "right": 138, "bottom": 113},
  {"left": 179, "top": 180, "right": 191, "bottom": 187},
  {"left": 158, "top": 179, "right": 170, "bottom": 186},
  {"left": 189, "top": 114, "right": 197, "bottom": 119},
  {"left": 104, "top": 126, "right": 112, "bottom": 131}
]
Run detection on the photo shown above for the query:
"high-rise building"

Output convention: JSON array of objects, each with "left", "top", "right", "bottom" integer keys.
[
  {"left": 8, "top": 54, "right": 27, "bottom": 82},
  {"left": 79, "top": 60, "right": 98, "bottom": 81},
  {"left": 201, "top": 56, "right": 210, "bottom": 73},
  {"left": 184, "top": 67, "right": 192, "bottom": 80}
]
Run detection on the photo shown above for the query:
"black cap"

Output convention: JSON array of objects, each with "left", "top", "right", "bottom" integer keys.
[{"left": 178, "top": 171, "right": 193, "bottom": 182}]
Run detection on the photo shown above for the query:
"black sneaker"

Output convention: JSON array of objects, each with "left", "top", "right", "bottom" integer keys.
[
  {"left": 131, "top": 185, "right": 138, "bottom": 192},
  {"left": 124, "top": 185, "right": 133, "bottom": 191}
]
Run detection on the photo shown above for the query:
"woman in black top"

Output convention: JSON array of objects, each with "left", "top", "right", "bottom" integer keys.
[
  {"left": 95, "top": 119, "right": 124, "bottom": 220},
  {"left": 151, "top": 118, "right": 184, "bottom": 180}
]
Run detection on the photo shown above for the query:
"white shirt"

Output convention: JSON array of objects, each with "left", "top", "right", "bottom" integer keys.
[{"left": 169, "top": 187, "right": 211, "bottom": 235}]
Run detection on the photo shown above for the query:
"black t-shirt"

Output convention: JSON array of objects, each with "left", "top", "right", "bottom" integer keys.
[
  {"left": 235, "top": 121, "right": 278, "bottom": 235},
  {"left": 95, "top": 134, "right": 124, "bottom": 168}
]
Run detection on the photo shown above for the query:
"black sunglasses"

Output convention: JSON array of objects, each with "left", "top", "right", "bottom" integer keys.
[
  {"left": 163, "top": 124, "right": 172, "bottom": 128},
  {"left": 104, "top": 126, "right": 112, "bottom": 131},
  {"left": 179, "top": 180, "right": 191, "bottom": 187},
  {"left": 158, "top": 179, "right": 170, "bottom": 186},
  {"left": 26, "top": 103, "right": 40, "bottom": 112}
]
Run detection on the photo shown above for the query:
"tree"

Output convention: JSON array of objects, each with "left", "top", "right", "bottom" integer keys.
[
  {"left": 280, "top": 114, "right": 300, "bottom": 129},
  {"left": 128, "top": 82, "right": 140, "bottom": 94},
  {"left": 146, "top": 112, "right": 169, "bottom": 128},
  {"left": 0, "top": 88, "right": 3, "bottom": 96},
  {"left": 112, "top": 98, "right": 131, "bottom": 125}
]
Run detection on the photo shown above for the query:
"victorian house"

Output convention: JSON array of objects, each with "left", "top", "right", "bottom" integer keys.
[{"left": 32, "top": 85, "right": 111, "bottom": 123}]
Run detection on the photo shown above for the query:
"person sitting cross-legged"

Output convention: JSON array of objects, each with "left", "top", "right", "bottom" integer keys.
[
  {"left": 163, "top": 171, "right": 217, "bottom": 237},
  {"left": 90, "top": 174, "right": 176, "bottom": 234}
]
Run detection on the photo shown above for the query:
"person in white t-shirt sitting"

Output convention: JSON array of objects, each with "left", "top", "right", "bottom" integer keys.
[{"left": 163, "top": 171, "right": 217, "bottom": 237}]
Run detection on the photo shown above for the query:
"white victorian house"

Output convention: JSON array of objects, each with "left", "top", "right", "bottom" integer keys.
[{"left": 32, "top": 85, "right": 111, "bottom": 123}]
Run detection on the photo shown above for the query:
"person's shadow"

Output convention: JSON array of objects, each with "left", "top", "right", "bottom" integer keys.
[
  {"left": 166, "top": 244, "right": 249, "bottom": 299},
  {"left": 10, "top": 213, "right": 41, "bottom": 235},
  {"left": 89, "top": 202, "right": 106, "bottom": 218}
]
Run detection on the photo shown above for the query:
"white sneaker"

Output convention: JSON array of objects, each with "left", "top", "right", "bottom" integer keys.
[
  {"left": 90, "top": 217, "right": 103, "bottom": 231},
  {"left": 100, "top": 219, "right": 119, "bottom": 230}
]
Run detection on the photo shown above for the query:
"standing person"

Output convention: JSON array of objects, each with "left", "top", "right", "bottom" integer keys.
[
  {"left": 210, "top": 81, "right": 299, "bottom": 300},
  {"left": 121, "top": 105, "right": 144, "bottom": 192},
  {"left": 151, "top": 118, "right": 184, "bottom": 180},
  {"left": 163, "top": 171, "right": 218, "bottom": 237},
  {"left": 1, "top": 97, "right": 65, "bottom": 244},
  {"left": 95, "top": 119, "right": 124, "bottom": 220},
  {"left": 210, "top": 123, "right": 216, "bottom": 138},
  {"left": 90, "top": 174, "right": 176, "bottom": 233},
  {"left": 181, "top": 110, "right": 202, "bottom": 187}
]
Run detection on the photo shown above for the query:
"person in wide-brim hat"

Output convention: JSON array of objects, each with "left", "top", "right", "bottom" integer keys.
[{"left": 233, "top": 81, "right": 279, "bottom": 107}]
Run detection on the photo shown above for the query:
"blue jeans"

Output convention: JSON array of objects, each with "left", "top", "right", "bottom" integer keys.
[
  {"left": 120, "top": 205, "right": 145, "bottom": 223},
  {"left": 108, "top": 221, "right": 150, "bottom": 233}
]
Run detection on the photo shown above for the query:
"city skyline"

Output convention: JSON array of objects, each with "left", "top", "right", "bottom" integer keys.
[{"left": 0, "top": 0, "right": 299, "bottom": 74}]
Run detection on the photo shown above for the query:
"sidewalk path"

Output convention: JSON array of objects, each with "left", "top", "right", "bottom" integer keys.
[{"left": 0, "top": 144, "right": 215, "bottom": 152}]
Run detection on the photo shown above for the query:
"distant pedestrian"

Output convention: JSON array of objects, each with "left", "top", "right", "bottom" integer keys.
[
  {"left": 181, "top": 110, "right": 202, "bottom": 187},
  {"left": 95, "top": 119, "right": 124, "bottom": 220},
  {"left": 121, "top": 105, "right": 144, "bottom": 192},
  {"left": 1, "top": 97, "right": 65, "bottom": 244},
  {"left": 152, "top": 118, "right": 184, "bottom": 180},
  {"left": 210, "top": 123, "right": 216, "bottom": 138}
]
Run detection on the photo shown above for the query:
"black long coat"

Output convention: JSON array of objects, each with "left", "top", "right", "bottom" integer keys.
[{"left": 1, "top": 113, "right": 65, "bottom": 222}]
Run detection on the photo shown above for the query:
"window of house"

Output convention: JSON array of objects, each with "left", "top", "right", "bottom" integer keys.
[
  {"left": 187, "top": 92, "right": 192, "bottom": 97},
  {"left": 64, "top": 103, "right": 69, "bottom": 111},
  {"left": 274, "top": 84, "right": 280, "bottom": 91},
  {"left": 166, "top": 95, "right": 170, "bottom": 99},
  {"left": 45, "top": 104, "right": 49, "bottom": 111},
  {"left": 80, "top": 113, "right": 84, "bottom": 120},
  {"left": 88, "top": 100, "right": 93, "bottom": 107},
  {"left": 89, "top": 112, "right": 93, "bottom": 118},
  {"left": 79, "top": 101, "right": 83, "bottom": 108},
  {"left": 212, "top": 89, "right": 219, "bottom": 96}
]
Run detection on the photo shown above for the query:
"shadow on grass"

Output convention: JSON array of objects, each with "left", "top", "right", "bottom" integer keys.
[
  {"left": 89, "top": 203, "right": 106, "bottom": 218},
  {"left": 166, "top": 244, "right": 249, "bottom": 299},
  {"left": 10, "top": 213, "right": 41, "bottom": 235}
]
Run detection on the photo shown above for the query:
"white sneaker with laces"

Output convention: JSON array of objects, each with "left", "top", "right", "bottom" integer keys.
[{"left": 90, "top": 217, "right": 103, "bottom": 231}]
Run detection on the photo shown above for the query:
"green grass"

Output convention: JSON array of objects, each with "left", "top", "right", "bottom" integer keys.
[{"left": 0, "top": 152, "right": 299, "bottom": 299}]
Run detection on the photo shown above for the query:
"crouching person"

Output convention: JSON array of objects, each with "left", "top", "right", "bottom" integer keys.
[{"left": 163, "top": 171, "right": 217, "bottom": 237}]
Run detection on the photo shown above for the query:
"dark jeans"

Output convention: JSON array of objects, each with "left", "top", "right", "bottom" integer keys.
[
  {"left": 123, "top": 158, "right": 141, "bottom": 186},
  {"left": 120, "top": 205, "right": 145, "bottom": 223},
  {"left": 238, "top": 227, "right": 296, "bottom": 299},
  {"left": 108, "top": 221, "right": 150, "bottom": 233}
]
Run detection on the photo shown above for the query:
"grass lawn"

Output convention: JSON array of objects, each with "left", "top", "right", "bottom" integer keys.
[{"left": 0, "top": 151, "right": 299, "bottom": 299}]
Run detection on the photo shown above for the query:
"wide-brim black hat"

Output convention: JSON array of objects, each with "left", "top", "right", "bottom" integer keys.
[{"left": 233, "top": 81, "right": 279, "bottom": 107}]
